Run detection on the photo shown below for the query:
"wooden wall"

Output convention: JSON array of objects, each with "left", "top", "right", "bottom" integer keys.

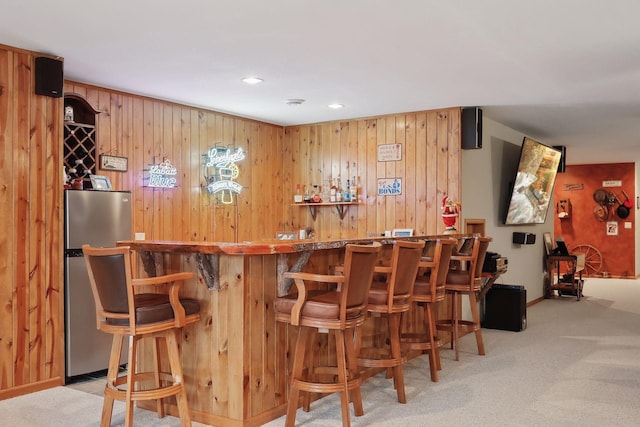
[
  {"left": 284, "top": 109, "right": 462, "bottom": 239},
  {"left": 63, "top": 81, "right": 286, "bottom": 243},
  {"left": 0, "top": 45, "right": 64, "bottom": 396},
  {"left": 1, "top": 41, "right": 462, "bottom": 398}
]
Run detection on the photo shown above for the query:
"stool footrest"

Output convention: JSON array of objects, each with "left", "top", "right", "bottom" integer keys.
[{"left": 293, "top": 377, "right": 363, "bottom": 394}]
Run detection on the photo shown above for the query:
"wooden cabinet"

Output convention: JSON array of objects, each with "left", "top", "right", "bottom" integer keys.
[
  {"left": 63, "top": 94, "right": 99, "bottom": 187},
  {"left": 545, "top": 254, "right": 585, "bottom": 300}
]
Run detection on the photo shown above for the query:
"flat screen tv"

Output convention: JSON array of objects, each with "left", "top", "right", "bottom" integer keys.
[{"left": 504, "top": 137, "right": 562, "bottom": 225}]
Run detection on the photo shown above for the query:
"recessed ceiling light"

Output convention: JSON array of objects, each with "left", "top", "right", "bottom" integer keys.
[
  {"left": 241, "top": 77, "right": 263, "bottom": 85},
  {"left": 286, "top": 98, "right": 306, "bottom": 106},
  {"left": 328, "top": 103, "right": 344, "bottom": 109}
]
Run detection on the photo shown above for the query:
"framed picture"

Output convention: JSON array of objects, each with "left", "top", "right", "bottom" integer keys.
[
  {"left": 606, "top": 221, "right": 618, "bottom": 236},
  {"left": 543, "top": 232, "right": 554, "bottom": 255},
  {"left": 99, "top": 154, "right": 128, "bottom": 172},
  {"left": 90, "top": 174, "right": 112, "bottom": 191}
]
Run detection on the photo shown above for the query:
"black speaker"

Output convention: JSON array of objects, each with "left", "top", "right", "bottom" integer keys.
[
  {"left": 461, "top": 107, "right": 482, "bottom": 149},
  {"left": 35, "top": 57, "right": 63, "bottom": 98},
  {"left": 512, "top": 232, "right": 535, "bottom": 245},
  {"left": 483, "top": 284, "right": 527, "bottom": 332},
  {"left": 553, "top": 145, "right": 566, "bottom": 173}
]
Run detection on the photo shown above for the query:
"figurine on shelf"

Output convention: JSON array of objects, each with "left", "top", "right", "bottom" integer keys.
[
  {"left": 63, "top": 166, "right": 71, "bottom": 189},
  {"left": 64, "top": 105, "right": 74, "bottom": 122},
  {"left": 441, "top": 195, "right": 460, "bottom": 233}
]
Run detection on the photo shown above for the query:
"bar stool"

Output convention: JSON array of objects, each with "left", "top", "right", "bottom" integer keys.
[
  {"left": 82, "top": 245, "right": 201, "bottom": 427},
  {"left": 356, "top": 240, "right": 424, "bottom": 403},
  {"left": 274, "top": 242, "right": 381, "bottom": 427},
  {"left": 401, "top": 238, "right": 456, "bottom": 382},
  {"left": 436, "top": 236, "right": 492, "bottom": 361}
]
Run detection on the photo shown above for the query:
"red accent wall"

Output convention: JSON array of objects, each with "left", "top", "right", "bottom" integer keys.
[{"left": 553, "top": 163, "right": 635, "bottom": 278}]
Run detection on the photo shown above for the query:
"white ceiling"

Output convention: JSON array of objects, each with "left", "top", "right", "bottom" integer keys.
[{"left": 2, "top": 0, "right": 639, "bottom": 165}]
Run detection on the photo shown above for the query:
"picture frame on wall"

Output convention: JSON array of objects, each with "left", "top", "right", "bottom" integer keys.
[
  {"left": 543, "top": 232, "right": 554, "bottom": 255},
  {"left": 99, "top": 154, "right": 128, "bottom": 172},
  {"left": 90, "top": 174, "right": 112, "bottom": 191}
]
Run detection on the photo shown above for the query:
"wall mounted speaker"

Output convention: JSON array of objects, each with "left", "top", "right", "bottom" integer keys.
[
  {"left": 461, "top": 107, "right": 482, "bottom": 149},
  {"left": 513, "top": 232, "right": 536, "bottom": 245},
  {"left": 35, "top": 57, "right": 63, "bottom": 98},
  {"left": 553, "top": 145, "right": 566, "bottom": 173}
]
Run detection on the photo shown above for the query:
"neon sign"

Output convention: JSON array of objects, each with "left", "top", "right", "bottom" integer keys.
[
  {"left": 203, "top": 146, "right": 245, "bottom": 204},
  {"left": 147, "top": 159, "right": 178, "bottom": 188}
]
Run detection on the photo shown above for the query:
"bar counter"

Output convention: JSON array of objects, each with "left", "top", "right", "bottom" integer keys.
[{"left": 117, "top": 236, "right": 459, "bottom": 427}]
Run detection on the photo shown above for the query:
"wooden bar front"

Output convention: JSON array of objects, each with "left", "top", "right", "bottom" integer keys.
[{"left": 119, "top": 236, "right": 465, "bottom": 426}]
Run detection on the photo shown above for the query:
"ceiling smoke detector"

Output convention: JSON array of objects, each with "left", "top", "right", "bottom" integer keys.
[{"left": 286, "top": 98, "right": 305, "bottom": 106}]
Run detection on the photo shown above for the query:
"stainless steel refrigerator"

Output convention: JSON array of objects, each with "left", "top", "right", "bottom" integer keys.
[{"left": 64, "top": 189, "right": 131, "bottom": 379}]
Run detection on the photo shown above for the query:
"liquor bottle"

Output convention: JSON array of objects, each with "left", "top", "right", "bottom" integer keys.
[
  {"left": 312, "top": 184, "right": 322, "bottom": 203},
  {"left": 303, "top": 185, "right": 310, "bottom": 203},
  {"left": 336, "top": 178, "right": 343, "bottom": 202},
  {"left": 330, "top": 179, "right": 337, "bottom": 202},
  {"left": 344, "top": 179, "right": 351, "bottom": 202},
  {"left": 294, "top": 184, "right": 303, "bottom": 203},
  {"left": 351, "top": 176, "right": 357, "bottom": 202}
]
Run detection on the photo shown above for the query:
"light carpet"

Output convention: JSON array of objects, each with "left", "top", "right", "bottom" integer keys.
[
  {"left": 1, "top": 278, "right": 639, "bottom": 426},
  {"left": 0, "top": 386, "right": 208, "bottom": 426}
]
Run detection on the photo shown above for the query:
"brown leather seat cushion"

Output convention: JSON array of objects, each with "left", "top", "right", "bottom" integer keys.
[
  {"left": 275, "top": 290, "right": 339, "bottom": 319},
  {"left": 367, "top": 280, "right": 389, "bottom": 305},
  {"left": 106, "top": 293, "right": 201, "bottom": 325},
  {"left": 446, "top": 269, "right": 471, "bottom": 285}
]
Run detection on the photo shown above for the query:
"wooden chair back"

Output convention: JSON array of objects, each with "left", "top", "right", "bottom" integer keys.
[
  {"left": 83, "top": 245, "right": 135, "bottom": 332},
  {"left": 339, "top": 242, "right": 384, "bottom": 324}
]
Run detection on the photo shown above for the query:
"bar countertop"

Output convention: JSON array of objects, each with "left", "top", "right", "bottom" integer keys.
[{"left": 116, "top": 235, "right": 445, "bottom": 255}]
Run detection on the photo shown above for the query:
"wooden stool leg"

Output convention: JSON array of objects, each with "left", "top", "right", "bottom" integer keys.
[
  {"left": 101, "top": 334, "right": 124, "bottom": 427},
  {"left": 152, "top": 336, "right": 165, "bottom": 418},
  {"left": 425, "top": 303, "right": 439, "bottom": 381},
  {"left": 345, "top": 327, "right": 363, "bottom": 416},
  {"left": 469, "top": 290, "right": 485, "bottom": 356},
  {"left": 334, "top": 329, "right": 351, "bottom": 427},
  {"left": 452, "top": 292, "right": 460, "bottom": 361},
  {"left": 165, "top": 329, "right": 192, "bottom": 427},
  {"left": 125, "top": 335, "right": 137, "bottom": 427},
  {"left": 388, "top": 313, "right": 406, "bottom": 403},
  {"left": 285, "top": 326, "right": 310, "bottom": 427}
]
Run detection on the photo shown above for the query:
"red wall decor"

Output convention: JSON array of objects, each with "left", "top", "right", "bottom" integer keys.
[{"left": 553, "top": 163, "right": 635, "bottom": 278}]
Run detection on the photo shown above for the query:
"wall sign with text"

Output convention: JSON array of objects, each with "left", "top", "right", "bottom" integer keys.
[
  {"left": 99, "top": 154, "right": 128, "bottom": 172},
  {"left": 377, "top": 143, "right": 402, "bottom": 162},
  {"left": 203, "top": 145, "right": 245, "bottom": 205},
  {"left": 146, "top": 159, "right": 178, "bottom": 188},
  {"left": 377, "top": 178, "right": 402, "bottom": 196}
]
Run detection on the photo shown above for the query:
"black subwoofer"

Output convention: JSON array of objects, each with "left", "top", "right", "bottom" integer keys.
[{"left": 482, "top": 284, "right": 526, "bottom": 332}]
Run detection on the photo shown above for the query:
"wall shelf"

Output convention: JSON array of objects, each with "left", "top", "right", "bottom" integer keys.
[{"left": 293, "top": 202, "right": 359, "bottom": 220}]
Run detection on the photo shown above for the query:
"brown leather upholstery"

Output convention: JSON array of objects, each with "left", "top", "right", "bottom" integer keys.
[
  {"left": 402, "top": 238, "right": 456, "bottom": 382},
  {"left": 357, "top": 240, "right": 425, "bottom": 404},
  {"left": 86, "top": 251, "right": 200, "bottom": 326},
  {"left": 275, "top": 242, "right": 381, "bottom": 427},
  {"left": 436, "top": 236, "right": 492, "bottom": 361},
  {"left": 83, "top": 244, "right": 200, "bottom": 427}
]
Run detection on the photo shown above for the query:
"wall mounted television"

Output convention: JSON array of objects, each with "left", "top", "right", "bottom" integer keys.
[{"left": 504, "top": 137, "right": 562, "bottom": 225}]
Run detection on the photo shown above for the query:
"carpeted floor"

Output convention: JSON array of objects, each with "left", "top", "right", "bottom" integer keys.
[
  {"left": 1, "top": 278, "right": 639, "bottom": 426},
  {"left": 0, "top": 385, "right": 208, "bottom": 426}
]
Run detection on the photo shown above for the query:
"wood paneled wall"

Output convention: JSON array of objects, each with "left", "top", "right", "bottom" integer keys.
[
  {"left": 63, "top": 81, "right": 286, "bottom": 243},
  {"left": 1, "top": 41, "right": 462, "bottom": 398},
  {"left": 0, "top": 45, "right": 64, "bottom": 396},
  {"left": 284, "top": 109, "right": 462, "bottom": 239}
]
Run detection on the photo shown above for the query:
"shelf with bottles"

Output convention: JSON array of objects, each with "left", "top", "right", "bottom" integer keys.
[
  {"left": 293, "top": 201, "right": 359, "bottom": 220},
  {"left": 293, "top": 178, "right": 360, "bottom": 220}
]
